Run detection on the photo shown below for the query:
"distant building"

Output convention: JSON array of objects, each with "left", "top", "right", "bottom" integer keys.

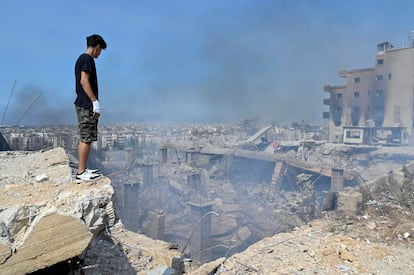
[
  {"left": 0, "top": 132, "right": 10, "bottom": 150},
  {"left": 324, "top": 38, "right": 414, "bottom": 145}
]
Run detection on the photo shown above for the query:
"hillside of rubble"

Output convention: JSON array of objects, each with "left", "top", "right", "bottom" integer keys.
[
  {"left": 104, "top": 140, "right": 414, "bottom": 274},
  {"left": 211, "top": 168, "right": 414, "bottom": 274},
  {"left": 2, "top": 132, "right": 414, "bottom": 273},
  {"left": 0, "top": 148, "right": 185, "bottom": 274},
  {"left": 103, "top": 135, "right": 414, "bottom": 273},
  {"left": 202, "top": 145, "right": 414, "bottom": 274}
]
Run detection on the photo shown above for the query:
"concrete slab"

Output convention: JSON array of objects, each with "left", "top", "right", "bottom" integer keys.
[{"left": 0, "top": 213, "right": 92, "bottom": 274}]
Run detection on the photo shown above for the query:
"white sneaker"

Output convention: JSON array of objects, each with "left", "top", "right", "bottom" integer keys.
[
  {"left": 76, "top": 170, "right": 101, "bottom": 184},
  {"left": 86, "top": 168, "right": 101, "bottom": 174}
]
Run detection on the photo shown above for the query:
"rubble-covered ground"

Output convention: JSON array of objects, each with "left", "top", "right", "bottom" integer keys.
[
  {"left": 209, "top": 144, "right": 414, "bottom": 274},
  {"left": 215, "top": 216, "right": 414, "bottom": 274},
  {"left": 0, "top": 149, "right": 183, "bottom": 274},
  {"left": 3, "top": 124, "right": 414, "bottom": 274},
  {"left": 104, "top": 135, "right": 414, "bottom": 274}
]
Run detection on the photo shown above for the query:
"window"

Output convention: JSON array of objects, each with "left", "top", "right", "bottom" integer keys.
[
  {"left": 388, "top": 73, "right": 392, "bottom": 80},
  {"left": 377, "top": 59, "right": 384, "bottom": 65},
  {"left": 375, "top": 90, "right": 383, "bottom": 96},
  {"left": 336, "top": 93, "right": 342, "bottom": 99},
  {"left": 376, "top": 75, "right": 383, "bottom": 80},
  {"left": 354, "top": 77, "right": 360, "bottom": 84},
  {"left": 394, "top": 106, "right": 400, "bottom": 124},
  {"left": 352, "top": 107, "right": 360, "bottom": 126},
  {"left": 346, "top": 130, "right": 361, "bottom": 139},
  {"left": 354, "top": 92, "right": 360, "bottom": 98}
]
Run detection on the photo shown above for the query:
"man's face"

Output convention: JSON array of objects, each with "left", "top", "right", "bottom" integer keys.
[{"left": 92, "top": 45, "right": 103, "bottom": 58}]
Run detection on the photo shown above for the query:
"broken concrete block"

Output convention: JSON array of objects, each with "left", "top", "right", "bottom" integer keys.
[
  {"left": 191, "top": 256, "right": 225, "bottom": 275},
  {"left": 75, "top": 196, "right": 113, "bottom": 234},
  {"left": 0, "top": 213, "right": 92, "bottom": 274},
  {"left": 147, "top": 265, "right": 176, "bottom": 275},
  {"left": 323, "top": 191, "right": 337, "bottom": 211},
  {"left": 212, "top": 215, "right": 237, "bottom": 236},
  {"left": 389, "top": 170, "right": 404, "bottom": 185},
  {"left": 142, "top": 211, "right": 165, "bottom": 240},
  {"left": 35, "top": 174, "right": 48, "bottom": 182},
  {"left": 236, "top": 226, "right": 252, "bottom": 243},
  {"left": 336, "top": 190, "right": 363, "bottom": 215},
  {"left": 0, "top": 243, "right": 11, "bottom": 265},
  {"left": 0, "top": 205, "right": 40, "bottom": 239}
]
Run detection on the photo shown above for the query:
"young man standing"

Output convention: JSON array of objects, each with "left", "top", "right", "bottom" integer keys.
[{"left": 74, "top": 34, "right": 107, "bottom": 183}]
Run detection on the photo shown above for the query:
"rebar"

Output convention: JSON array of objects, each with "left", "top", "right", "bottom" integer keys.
[{"left": 181, "top": 210, "right": 219, "bottom": 256}]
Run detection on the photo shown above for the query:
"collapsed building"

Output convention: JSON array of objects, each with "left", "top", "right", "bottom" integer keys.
[
  {"left": 2, "top": 124, "right": 414, "bottom": 273},
  {"left": 106, "top": 124, "right": 412, "bottom": 265},
  {"left": 323, "top": 34, "right": 414, "bottom": 145}
]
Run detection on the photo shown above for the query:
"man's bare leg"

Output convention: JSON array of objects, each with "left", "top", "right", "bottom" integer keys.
[{"left": 78, "top": 141, "right": 91, "bottom": 174}]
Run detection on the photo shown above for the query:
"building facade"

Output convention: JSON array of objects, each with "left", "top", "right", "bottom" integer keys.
[{"left": 324, "top": 41, "right": 414, "bottom": 145}]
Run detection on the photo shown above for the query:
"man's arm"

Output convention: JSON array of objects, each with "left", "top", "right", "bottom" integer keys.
[
  {"left": 80, "top": 71, "right": 97, "bottom": 102},
  {"left": 80, "top": 70, "right": 101, "bottom": 118}
]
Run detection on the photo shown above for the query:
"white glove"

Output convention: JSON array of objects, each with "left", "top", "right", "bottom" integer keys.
[{"left": 92, "top": 100, "right": 101, "bottom": 114}]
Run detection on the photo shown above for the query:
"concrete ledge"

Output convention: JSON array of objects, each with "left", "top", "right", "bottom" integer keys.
[
  {"left": 0, "top": 148, "right": 115, "bottom": 274},
  {"left": 0, "top": 214, "right": 92, "bottom": 274}
]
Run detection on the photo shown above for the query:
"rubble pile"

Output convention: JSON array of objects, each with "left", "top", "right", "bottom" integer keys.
[
  {"left": 305, "top": 143, "right": 414, "bottom": 182},
  {"left": 214, "top": 160, "right": 414, "bottom": 274},
  {"left": 107, "top": 136, "right": 414, "bottom": 273},
  {"left": 109, "top": 157, "right": 311, "bottom": 261},
  {"left": 0, "top": 148, "right": 183, "bottom": 274},
  {"left": 2, "top": 125, "right": 414, "bottom": 274},
  {"left": 213, "top": 218, "right": 414, "bottom": 274}
]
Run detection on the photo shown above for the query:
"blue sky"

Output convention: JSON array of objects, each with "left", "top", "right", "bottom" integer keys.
[{"left": 1, "top": 0, "right": 414, "bottom": 126}]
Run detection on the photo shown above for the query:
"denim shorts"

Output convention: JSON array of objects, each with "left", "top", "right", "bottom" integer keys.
[{"left": 76, "top": 106, "right": 98, "bottom": 142}]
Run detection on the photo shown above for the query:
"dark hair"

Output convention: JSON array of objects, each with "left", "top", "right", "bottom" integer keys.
[{"left": 86, "top": 34, "right": 107, "bottom": 49}]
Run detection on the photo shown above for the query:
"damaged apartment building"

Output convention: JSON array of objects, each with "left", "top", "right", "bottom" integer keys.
[{"left": 324, "top": 34, "right": 414, "bottom": 145}]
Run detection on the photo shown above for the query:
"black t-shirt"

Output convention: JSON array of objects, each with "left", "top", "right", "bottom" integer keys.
[{"left": 74, "top": 53, "right": 98, "bottom": 108}]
